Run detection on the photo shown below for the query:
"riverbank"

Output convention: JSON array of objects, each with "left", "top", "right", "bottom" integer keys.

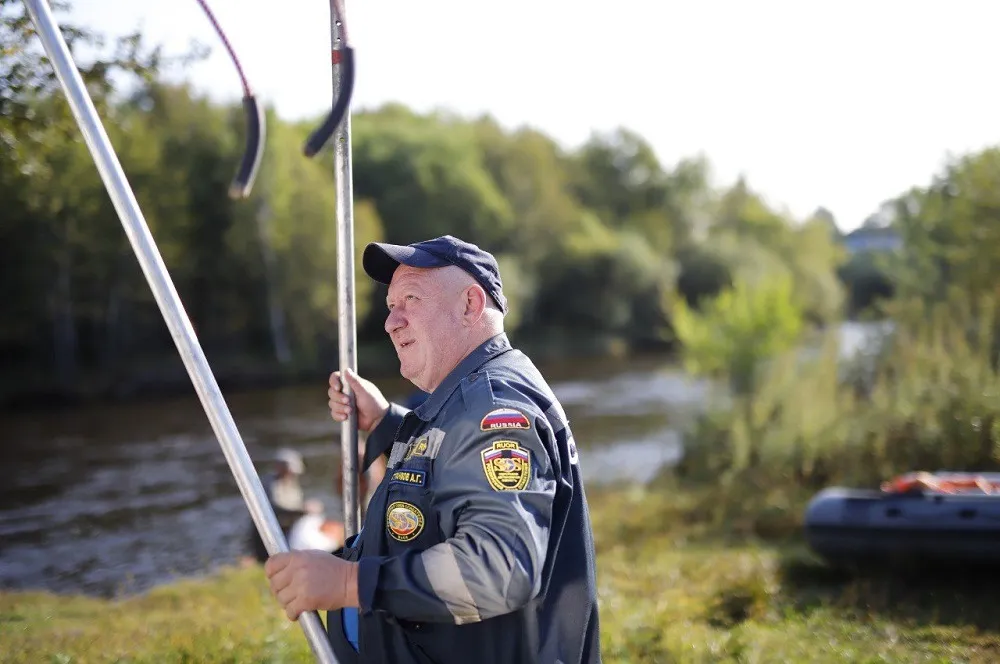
[
  {"left": 0, "top": 331, "right": 663, "bottom": 413},
  {"left": 3, "top": 480, "right": 998, "bottom": 663}
]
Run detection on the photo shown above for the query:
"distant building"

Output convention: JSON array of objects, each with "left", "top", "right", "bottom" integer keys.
[{"left": 842, "top": 226, "right": 902, "bottom": 255}]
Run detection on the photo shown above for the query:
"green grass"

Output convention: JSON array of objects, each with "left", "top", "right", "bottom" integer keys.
[
  {"left": 0, "top": 565, "right": 310, "bottom": 663},
  {"left": 3, "top": 481, "right": 1000, "bottom": 663},
  {"left": 592, "top": 482, "right": 1000, "bottom": 663}
]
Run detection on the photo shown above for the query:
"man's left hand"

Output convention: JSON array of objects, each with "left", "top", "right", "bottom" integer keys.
[{"left": 264, "top": 550, "right": 359, "bottom": 621}]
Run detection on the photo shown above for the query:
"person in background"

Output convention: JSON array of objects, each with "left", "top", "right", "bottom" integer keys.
[
  {"left": 246, "top": 447, "right": 308, "bottom": 563},
  {"left": 288, "top": 498, "right": 345, "bottom": 553}
]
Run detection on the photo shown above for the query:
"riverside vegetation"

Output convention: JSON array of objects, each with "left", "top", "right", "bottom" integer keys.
[
  {"left": 4, "top": 479, "right": 1000, "bottom": 663},
  {"left": 5, "top": 0, "right": 1000, "bottom": 661},
  {"left": 5, "top": 301, "right": 1000, "bottom": 661}
]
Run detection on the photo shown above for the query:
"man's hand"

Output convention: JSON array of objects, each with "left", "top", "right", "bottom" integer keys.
[
  {"left": 329, "top": 368, "right": 390, "bottom": 433},
  {"left": 264, "top": 550, "right": 359, "bottom": 621}
]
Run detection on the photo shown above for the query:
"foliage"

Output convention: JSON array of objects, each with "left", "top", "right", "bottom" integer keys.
[
  {"left": 0, "top": 0, "right": 886, "bottom": 406},
  {"left": 709, "top": 180, "right": 847, "bottom": 326},
  {"left": 679, "top": 294, "right": 1000, "bottom": 493},
  {"left": 881, "top": 148, "right": 1000, "bottom": 310},
  {"left": 671, "top": 274, "right": 805, "bottom": 395},
  {"left": 837, "top": 251, "right": 895, "bottom": 317},
  {"left": 672, "top": 141, "right": 1000, "bottom": 495}
]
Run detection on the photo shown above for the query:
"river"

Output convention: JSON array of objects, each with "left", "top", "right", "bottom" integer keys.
[
  {"left": 0, "top": 322, "right": 886, "bottom": 598},
  {"left": 0, "top": 353, "right": 710, "bottom": 598}
]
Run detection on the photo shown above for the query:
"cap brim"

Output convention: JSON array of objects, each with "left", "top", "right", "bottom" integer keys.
[{"left": 362, "top": 242, "right": 451, "bottom": 285}]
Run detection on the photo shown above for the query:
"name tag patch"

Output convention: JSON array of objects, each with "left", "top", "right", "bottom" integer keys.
[{"left": 389, "top": 469, "right": 426, "bottom": 487}]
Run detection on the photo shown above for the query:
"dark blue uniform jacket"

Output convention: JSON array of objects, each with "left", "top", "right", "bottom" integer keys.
[{"left": 326, "top": 333, "right": 601, "bottom": 664}]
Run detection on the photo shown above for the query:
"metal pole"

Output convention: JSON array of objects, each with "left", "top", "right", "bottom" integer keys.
[
  {"left": 22, "top": 1, "right": 337, "bottom": 661},
  {"left": 330, "top": 0, "right": 360, "bottom": 538}
]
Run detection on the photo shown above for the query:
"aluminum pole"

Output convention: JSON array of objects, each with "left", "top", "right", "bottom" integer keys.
[
  {"left": 22, "top": 1, "right": 337, "bottom": 661},
  {"left": 330, "top": 0, "right": 360, "bottom": 538}
]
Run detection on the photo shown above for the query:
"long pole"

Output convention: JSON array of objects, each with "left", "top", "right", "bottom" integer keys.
[
  {"left": 330, "top": 0, "right": 360, "bottom": 539},
  {"left": 22, "top": 1, "right": 337, "bottom": 661}
]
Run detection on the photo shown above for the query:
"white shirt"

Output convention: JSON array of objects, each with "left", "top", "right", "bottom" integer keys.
[{"left": 288, "top": 514, "right": 342, "bottom": 552}]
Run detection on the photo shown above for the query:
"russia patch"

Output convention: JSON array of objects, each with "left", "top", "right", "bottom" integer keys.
[{"left": 480, "top": 407, "right": 531, "bottom": 431}]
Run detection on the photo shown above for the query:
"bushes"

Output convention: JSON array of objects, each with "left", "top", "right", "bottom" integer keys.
[
  {"left": 678, "top": 293, "right": 1000, "bottom": 496},
  {"left": 671, "top": 273, "right": 804, "bottom": 396}
]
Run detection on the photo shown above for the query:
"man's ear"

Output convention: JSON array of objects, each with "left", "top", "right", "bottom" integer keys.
[{"left": 462, "top": 285, "right": 488, "bottom": 325}]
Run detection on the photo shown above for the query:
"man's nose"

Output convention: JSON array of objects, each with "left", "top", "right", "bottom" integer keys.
[{"left": 385, "top": 309, "right": 404, "bottom": 335}]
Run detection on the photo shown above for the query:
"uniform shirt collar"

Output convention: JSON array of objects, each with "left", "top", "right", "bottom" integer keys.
[{"left": 413, "top": 333, "right": 512, "bottom": 421}]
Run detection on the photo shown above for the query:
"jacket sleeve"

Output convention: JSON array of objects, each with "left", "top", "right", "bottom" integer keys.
[
  {"left": 363, "top": 402, "right": 409, "bottom": 471},
  {"left": 357, "top": 402, "right": 558, "bottom": 624}
]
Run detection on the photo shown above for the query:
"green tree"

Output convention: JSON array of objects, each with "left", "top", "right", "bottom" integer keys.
[
  {"left": 671, "top": 274, "right": 804, "bottom": 395},
  {"left": 888, "top": 148, "right": 1000, "bottom": 304},
  {"left": 351, "top": 106, "right": 513, "bottom": 248}
]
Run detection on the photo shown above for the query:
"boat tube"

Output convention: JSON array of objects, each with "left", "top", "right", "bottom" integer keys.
[{"left": 804, "top": 472, "right": 1000, "bottom": 568}]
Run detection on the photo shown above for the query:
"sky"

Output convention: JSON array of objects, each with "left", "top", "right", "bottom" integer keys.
[{"left": 65, "top": 0, "right": 1000, "bottom": 231}]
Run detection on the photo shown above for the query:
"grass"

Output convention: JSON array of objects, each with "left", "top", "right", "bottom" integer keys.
[
  {"left": 3, "top": 480, "right": 1000, "bottom": 663},
  {"left": 0, "top": 565, "right": 307, "bottom": 664},
  {"left": 592, "top": 481, "right": 1000, "bottom": 663}
]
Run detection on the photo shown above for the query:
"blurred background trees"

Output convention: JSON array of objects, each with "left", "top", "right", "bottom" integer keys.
[{"left": 6, "top": 0, "right": 1000, "bottom": 448}]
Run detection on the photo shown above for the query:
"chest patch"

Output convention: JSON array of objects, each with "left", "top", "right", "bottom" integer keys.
[
  {"left": 404, "top": 437, "right": 429, "bottom": 461},
  {"left": 481, "top": 440, "right": 531, "bottom": 491},
  {"left": 480, "top": 407, "right": 531, "bottom": 431},
  {"left": 386, "top": 501, "right": 425, "bottom": 542},
  {"left": 389, "top": 469, "right": 426, "bottom": 487}
]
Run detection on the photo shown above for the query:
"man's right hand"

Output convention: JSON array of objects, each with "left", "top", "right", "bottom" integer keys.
[{"left": 328, "top": 368, "right": 390, "bottom": 433}]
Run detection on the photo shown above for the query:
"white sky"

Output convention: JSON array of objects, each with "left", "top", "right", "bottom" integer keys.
[{"left": 66, "top": 0, "right": 1000, "bottom": 231}]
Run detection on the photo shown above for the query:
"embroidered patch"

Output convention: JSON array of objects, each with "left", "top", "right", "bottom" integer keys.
[
  {"left": 389, "top": 469, "right": 426, "bottom": 487},
  {"left": 481, "top": 440, "right": 531, "bottom": 491},
  {"left": 386, "top": 501, "right": 425, "bottom": 542},
  {"left": 404, "top": 437, "right": 429, "bottom": 461},
  {"left": 480, "top": 408, "right": 531, "bottom": 431}
]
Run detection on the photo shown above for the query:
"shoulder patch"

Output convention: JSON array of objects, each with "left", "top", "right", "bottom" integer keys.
[
  {"left": 386, "top": 501, "right": 425, "bottom": 542},
  {"left": 481, "top": 440, "right": 531, "bottom": 491},
  {"left": 480, "top": 407, "right": 531, "bottom": 431}
]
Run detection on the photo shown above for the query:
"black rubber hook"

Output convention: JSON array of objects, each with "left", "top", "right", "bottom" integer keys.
[
  {"left": 303, "top": 0, "right": 355, "bottom": 158},
  {"left": 194, "top": 0, "right": 266, "bottom": 199}
]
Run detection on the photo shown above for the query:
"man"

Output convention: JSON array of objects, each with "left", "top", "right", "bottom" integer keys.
[
  {"left": 265, "top": 235, "right": 601, "bottom": 663},
  {"left": 248, "top": 447, "right": 308, "bottom": 563}
]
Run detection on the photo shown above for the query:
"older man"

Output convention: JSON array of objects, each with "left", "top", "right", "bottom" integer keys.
[{"left": 265, "top": 235, "right": 601, "bottom": 663}]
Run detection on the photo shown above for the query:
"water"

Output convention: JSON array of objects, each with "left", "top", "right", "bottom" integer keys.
[
  {"left": 0, "top": 355, "right": 708, "bottom": 597},
  {"left": 0, "top": 323, "right": 881, "bottom": 598}
]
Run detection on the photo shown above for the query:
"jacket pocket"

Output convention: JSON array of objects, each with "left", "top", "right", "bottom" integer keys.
[{"left": 383, "top": 456, "right": 439, "bottom": 554}]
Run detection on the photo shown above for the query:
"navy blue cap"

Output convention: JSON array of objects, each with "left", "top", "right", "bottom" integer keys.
[{"left": 362, "top": 235, "right": 508, "bottom": 314}]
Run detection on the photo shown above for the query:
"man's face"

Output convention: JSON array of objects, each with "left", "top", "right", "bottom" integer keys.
[{"left": 384, "top": 265, "right": 467, "bottom": 392}]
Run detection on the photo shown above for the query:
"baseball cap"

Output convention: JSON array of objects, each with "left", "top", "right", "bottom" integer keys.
[
  {"left": 275, "top": 448, "right": 305, "bottom": 474},
  {"left": 362, "top": 235, "right": 508, "bottom": 314}
]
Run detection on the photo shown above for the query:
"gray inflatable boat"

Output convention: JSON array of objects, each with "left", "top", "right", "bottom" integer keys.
[{"left": 804, "top": 472, "right": 1000, "bottom": 568}]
